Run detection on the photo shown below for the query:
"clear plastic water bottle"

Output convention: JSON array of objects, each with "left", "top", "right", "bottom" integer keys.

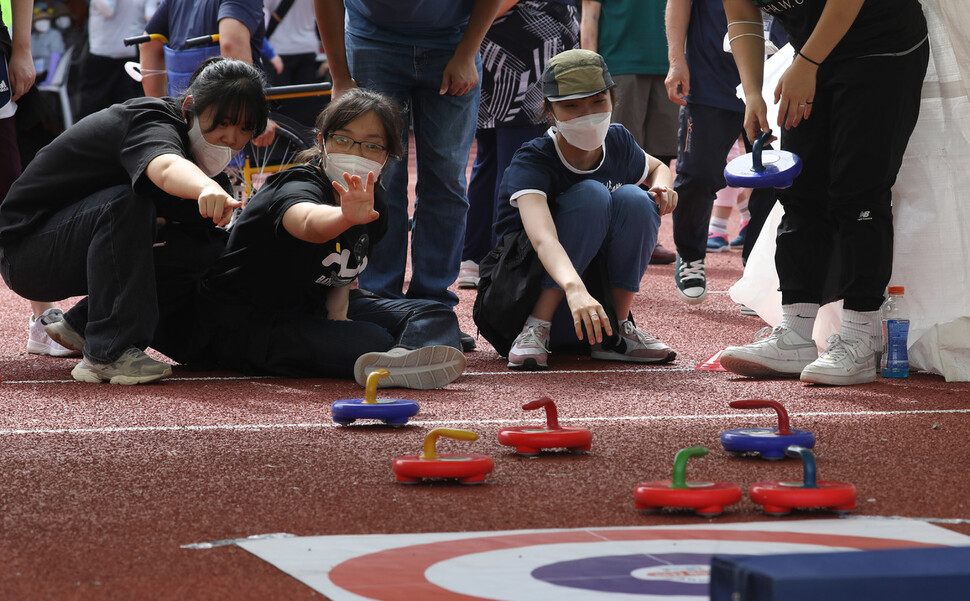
[{"left": 881, "top": 286, "right": 910, "bottom": 378}]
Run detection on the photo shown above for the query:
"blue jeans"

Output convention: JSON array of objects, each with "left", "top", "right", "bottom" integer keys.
[
  {"left": 346, "top": 32, "right": 481, "bottom": 307},
  {"left": 544, "top": 181, "right": 660, "bottom": 346},
  {"left": 0, "top": 185, "right": 158, "bottom": 363}
]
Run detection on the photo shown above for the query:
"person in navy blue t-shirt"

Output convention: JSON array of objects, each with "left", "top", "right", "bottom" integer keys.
[{"left": 486, "top": 49, "right": 678, "bottom": 372}]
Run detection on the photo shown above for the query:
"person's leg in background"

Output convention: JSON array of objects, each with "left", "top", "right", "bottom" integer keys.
[
  {"left": 671, "top": 102, "right": 740, "bottom": 304},
  {"left": 346, "top": 34, "right": 415, "bottom": 302},
  {"left": 460, "top": 127, "right": 497, "bottom": 289},
  {"left": 405, "top": 46, "right": 481, "bottom": 307}
]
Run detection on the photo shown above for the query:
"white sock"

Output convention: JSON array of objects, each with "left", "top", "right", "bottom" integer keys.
[
  {"left": 737, "top": 198, "right": 750, "bottom": 223},
  {"left": 841, "top": 309, "right": 879, "bottom": 350},
  {"left": 781, "top": 303, "right": 819, "bottom": 342},
  {"left": 709, "top": 216, "right": 729, "bottom": 236}
]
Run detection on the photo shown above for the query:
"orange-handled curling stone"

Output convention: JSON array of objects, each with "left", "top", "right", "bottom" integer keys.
[
  {"left": 749, "top": 446, "right": 856, "bottom": 516},
  {"left": 497, "top": 397, "right": 592, "bottom": 456},
  {"left": 634, "top": 446, "right": 742, "bottom": 517},
  {"left": 393, "top": 428, "right": 494, "bottom": 485},
  {"left": 331, "top": 369, "right": 419, "bottom": 426},
  {"left": 720, "top": 400, "right": 815, "bottom": 460}
]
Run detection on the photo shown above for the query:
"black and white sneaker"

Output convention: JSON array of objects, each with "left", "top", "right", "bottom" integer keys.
[{"left": 675, "top": 255, "right": 707, "bottom": 305}]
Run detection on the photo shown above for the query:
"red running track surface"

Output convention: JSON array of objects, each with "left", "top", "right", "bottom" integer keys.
[{"left": 1, "top": 139, "right": 969, "bottom": 600}]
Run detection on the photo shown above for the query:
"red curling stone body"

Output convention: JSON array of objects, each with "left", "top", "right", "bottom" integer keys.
[
  {"left": 634, "top": 480, "right": 743, "bottom": 517},
  {"left": 393, "top": 454, "right": 495, "bottom": 485},
  {"left": 749, "top": 480, "right": 857, "bottom": 516},
  {"left": 497, "top": 426, "right": 592, "bottom": 456}
]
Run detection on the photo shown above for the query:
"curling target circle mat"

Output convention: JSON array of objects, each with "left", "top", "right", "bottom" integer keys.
[{"left": 237, "top": 518, "right": 970, "bottom": 601}]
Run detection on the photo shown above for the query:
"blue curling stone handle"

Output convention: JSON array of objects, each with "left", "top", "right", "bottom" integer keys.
[
  {"left": 331, "top": 398, "right": 419, "bottom": 425},
  {"left": 724, "top": 131, "right": 802, "bottom": 189},
  {"left": 720, "top": 427, "right": 816, "bottom": 459}
]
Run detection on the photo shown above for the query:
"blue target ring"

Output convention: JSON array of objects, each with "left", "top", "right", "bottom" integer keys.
[{"left": 532, "top": 552, "right": 744, "bottom": 595}]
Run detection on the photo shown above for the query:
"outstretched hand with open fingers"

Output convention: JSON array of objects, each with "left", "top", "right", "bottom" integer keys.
[
  {"left": 332, "top": 171, "right": 380, "bottom": 225},
  {"left": 565, "top": 287, "right": 613, "bottom": 344}
]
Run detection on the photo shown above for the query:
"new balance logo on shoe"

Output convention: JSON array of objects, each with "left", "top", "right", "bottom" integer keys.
[{"left": 857, "top": 210, "right": 872, "bottom": 221}]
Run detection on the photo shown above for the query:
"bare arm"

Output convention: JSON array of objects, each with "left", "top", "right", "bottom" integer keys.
[
  {"left": 326, "top": 285, "right": 351, "bottom": 321},
  {"left": 664, "top": 0, "right": 691, "bottom": 105},
  {"left": 723, "top": 0, "right": 768, "bottom": 141},
  {"left": 218, "top": 17, "right": 253, "bottom": 64},
  {"left": 313, "top": 0, "right": 356, "bottom": 99},
  {"left": 139, "top": 36, "right": 167, "bottom": 97},
  {"left": 8, "top": 0, "right": 36, "bottom": 100},
  {"left": 773, "top": 0, "right": 864, "bottom": 129},
  {"left": 440, "top": 0, "right": 502, "bottom": 96},
  {"left": 517, "top": 192, "right": 607, "bottom": 341},
  {"left": 280, "top": 172, "right": 379, "bottom": 244},
  {"left": 145, "top": 154, "right": 242, "bottom": 226},
  {"left": 641, "top": 156, "right": 678, "bottom": 215},
  {"left": 580, "top": 0, "right": 600, "bottom": 52}
]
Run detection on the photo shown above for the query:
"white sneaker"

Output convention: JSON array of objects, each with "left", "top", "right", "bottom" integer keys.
[
  {"left": 354, "top": 345, "right": 466, "bottom": 389},
  {"left": 590, "top": 320, "right": 676, "bottom": 364},
  {"left": 507, "top": 321, "right": 550, "bottom": 371},
  {"left": 457, "top": 260, "right": 480, "bottom": 289},
  {"left": 800, "top": 334, "right": 876, "bottom": 386},
  {"left": 27, "top": 309, "right": 81, "bottom": 357},
  {"left": 720, "top": 326, "right": 818, "bottom": 377}
]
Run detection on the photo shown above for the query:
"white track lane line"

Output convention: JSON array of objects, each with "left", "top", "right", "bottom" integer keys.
[
  {"left": 1, "top": 407, "right": 969, "bottom": 437},
  {"left": 0, "top": 366, "right": 705, "bottom": 385}
]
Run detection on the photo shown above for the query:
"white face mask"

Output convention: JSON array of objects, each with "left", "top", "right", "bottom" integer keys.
[
  {"left": 554, "top": 111, "right": 612, "bottom": 151},
  {"left": 187, "top": 117, "right": 234, "bottom": 176},
  {"left": 34, "top": 20, "right": 51, "bottom": 34},
  {"left": 322, "top": 147, "right": 385, "bottom": 183},
  {"left": 55, "top": 16, "right": 72, "bottom": 30}
]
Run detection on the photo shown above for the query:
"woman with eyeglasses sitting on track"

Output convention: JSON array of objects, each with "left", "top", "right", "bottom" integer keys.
[
  {"left": 0, "top": 56, "right": 268, "bottom": 384},
  {"left": 193, "top": 87, "right": 467, "bottom": 389}
]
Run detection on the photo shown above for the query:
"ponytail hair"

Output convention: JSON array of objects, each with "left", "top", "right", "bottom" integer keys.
[{"left": 180, "top": 56, "right": 269, "bottom": 136}]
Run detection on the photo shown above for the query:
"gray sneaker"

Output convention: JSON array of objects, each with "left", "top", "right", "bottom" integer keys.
[
  {"left": 71, "top": 347, "right": 173, "bottom": 384},
  {"left": 354, "top": 345, "right": 466, "bottom": 389},
  {"left": 43, "top": 310, "right": 86, "bottom": 354},
  {"left": 590, "top": 320, "right": 676, "bottom": 364}
]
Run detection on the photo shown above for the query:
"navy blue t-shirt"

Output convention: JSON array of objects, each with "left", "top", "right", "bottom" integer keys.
[
  {"left": 345, "top": 0, "right": 474, "bottom": 49},
  {"left": 494, "top": 124, "right": 650, "bottom": 238},
  {"left": 147, "top": 0, "right": 264, "bottom": 63},
  {"left": 685, "top": 0, "right": 786, "bottom": 112}
]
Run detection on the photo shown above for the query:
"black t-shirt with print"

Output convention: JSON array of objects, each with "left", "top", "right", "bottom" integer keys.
[
  {"left": 200, "top": 164, "right": 388, "bottom": 316},
  {"left": 0, "top": 96, "right": 195, "bottom": 244},
  {"left": 752, "top": 0, "right": 926, "bottom": 61}
]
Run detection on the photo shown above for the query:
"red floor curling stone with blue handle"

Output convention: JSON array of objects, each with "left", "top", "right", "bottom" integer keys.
[
  {"left": 497, "top": 397, "right": 592, "bottom": 456},
  {"left": 634, "top": 446, "right": 742, "bottom": 517},
  {"left": 749, "top": 446, "right": 857, "bottom": 516},
  {"left": 393, "top": 428, "right": 494, "bottom": 485},
  {"left": 724, "top": 131, "right": 802, "bottom": 188},
  {"left": 720, "top": 399, "right": 815, "bottom": 460},
  {"left": 330, "top": 369, "right": 419, "bottom": 426}
]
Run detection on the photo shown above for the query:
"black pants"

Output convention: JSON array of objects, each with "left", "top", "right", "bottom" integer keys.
[
  {"left": 777, "top": 41, "right": 929, "bottom": 312},
  {"left": 672, "top": 102, "right": 776, "bottom": 263},
  {"left": 0, "top": 185, "right": 157, "bottom": 363},
  {"left": 78, "top": 53, "right": 143, "bottom": 120}
]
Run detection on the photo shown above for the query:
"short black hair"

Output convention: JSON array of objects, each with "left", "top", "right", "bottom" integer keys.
[{"left": 181, "top": 56, "right": 269, "bottom": 136}]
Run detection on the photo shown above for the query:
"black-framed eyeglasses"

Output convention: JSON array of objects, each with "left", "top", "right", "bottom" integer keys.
[{"left": 325, "top": 133, "right": 388, "bottom": 160}]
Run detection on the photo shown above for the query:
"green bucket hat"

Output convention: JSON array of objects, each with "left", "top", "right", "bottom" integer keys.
[{"left": 542, "top": 49, "right": 615, "bottom": 102}]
